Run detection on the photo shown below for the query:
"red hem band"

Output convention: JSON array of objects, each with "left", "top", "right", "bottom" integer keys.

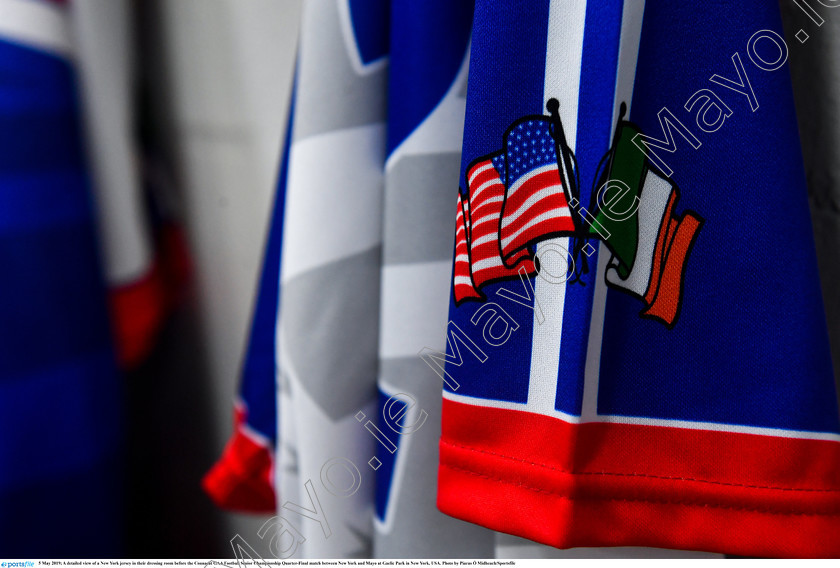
[
  {"left": 437, "top": 398, "right": 840, "bottom": 558},
  {"left": 203, "top": 424, "right": 275, "bottom": 514}
]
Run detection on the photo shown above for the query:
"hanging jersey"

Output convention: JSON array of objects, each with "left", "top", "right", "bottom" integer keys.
[
  {"left": 373, "top": 0, "right": 497, "bottom": 558},
  {"left": 437, "top": 0, "right": 840, "bottom": 558},
  {"left": 0, "top": 0, "right": 123, "bottom": 556}
]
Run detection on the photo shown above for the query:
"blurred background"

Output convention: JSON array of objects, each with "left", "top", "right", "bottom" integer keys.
[
  {"left": 0, "top": 0, "right": 303, "bottom": 557},
  {"left": 123, "top": 0, "right": 301, "bottom": 557}
]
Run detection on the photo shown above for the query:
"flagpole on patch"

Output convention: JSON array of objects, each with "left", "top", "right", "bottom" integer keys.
[
  {"left": 546, "top": 98, "right": 588, "bottom": 282},
  {"left": 546, "top": 98, "right": 579, "bottom": 223}
]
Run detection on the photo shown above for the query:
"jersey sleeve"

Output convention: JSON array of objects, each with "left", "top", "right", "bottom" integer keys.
[{"left": 436, "top": 0, "right": 840, "bottom": 558}]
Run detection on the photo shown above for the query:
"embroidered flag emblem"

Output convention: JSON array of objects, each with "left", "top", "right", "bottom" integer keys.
[{"left": 453, "top": 100, "right": 703, "bottom": 327}]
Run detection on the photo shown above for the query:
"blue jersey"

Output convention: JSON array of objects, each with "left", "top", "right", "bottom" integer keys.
[{"left": 0, "top": 0, "right": 122, "bottom": 556}]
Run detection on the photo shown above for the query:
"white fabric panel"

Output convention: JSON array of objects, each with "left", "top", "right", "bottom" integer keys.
[
  {"left": 605, "top": 170, "right": 673, "bottom": 296},
  {"left": 72, "top": 0, "right": 152, "bottom": 284},
  {"left": 0, "top": 0, "right": 72, "bottom": 57},
  {"left": 281, "top": 124, "right": 386, "bottom": 283},
  {"left": 379, "top": 261, "right": 453, "bottom": 358},
  {"left": 524, "top": 0, "right": 587, "bottom": 416}
]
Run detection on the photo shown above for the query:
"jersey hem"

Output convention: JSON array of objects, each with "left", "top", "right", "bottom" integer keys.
[{"left": 437, "top": 398, "right": 840, "bottom": 558}]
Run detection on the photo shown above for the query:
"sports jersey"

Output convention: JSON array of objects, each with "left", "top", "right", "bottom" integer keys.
[
  {"left": 70, "top": 0, "right": 165, "bottom": 368},
  {"left": 272, "top": 0, "right": 388, "bottom": 556},
  {"left": 438, "top": 0, "right": 840, "bottom": 558},
  {"left": 0, "top": 0, "right": 123, "bottom": 556},
  {"left": 373, "top": 0, "right": 496, "bottom": 558},
  {"left": 207, "top": 0, "right": 498, "bottom": 557},
  {"left": 209, "top": 0, "right": 840, "bottom": 559},
  {"left": 203, "top": 98, "right": 291, "bottom": 514},
  {"left": 210, "top": 0, "right": 391, "bottom": 556}
]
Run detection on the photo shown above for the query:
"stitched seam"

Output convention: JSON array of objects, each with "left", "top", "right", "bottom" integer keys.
[
  {"left": 441, "top": 438, "right": 840, "bottom": 493},
  {"left": 440, "top": 463, "right": 840, "bottom": 517}
]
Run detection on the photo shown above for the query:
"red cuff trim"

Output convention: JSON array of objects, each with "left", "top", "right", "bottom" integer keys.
[
  {"left": 108, "top": 224, "right": 193, "bottom": 369},
  {"left": 108, "top": 261, "right": 166, "bottom": 369},
  {"left": 437, "top": 399, "right": 840, "bottom": 558},
  {"left": 203, "top": 423, "right": 275, "bottom": 514}
]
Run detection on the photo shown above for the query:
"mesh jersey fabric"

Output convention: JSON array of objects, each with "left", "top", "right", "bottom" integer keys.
[{"left": 437, "top": 0, "right": 840, "bottom": 558}]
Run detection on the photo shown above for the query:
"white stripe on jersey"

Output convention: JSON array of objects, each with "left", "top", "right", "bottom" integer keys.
[{"left": 0, "top": 0, "right": 72, "bottom": 57}]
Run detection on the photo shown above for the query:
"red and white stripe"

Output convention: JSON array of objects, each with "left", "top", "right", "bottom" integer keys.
[
  {"left": 453, "top": 193, "right": 481, "bottom": 303},
  {"left": 499, "top": 163, "right": 575, "bottom": 261},
  {"left": 466, "top": 159, "right": 534, "bottom": 288}
]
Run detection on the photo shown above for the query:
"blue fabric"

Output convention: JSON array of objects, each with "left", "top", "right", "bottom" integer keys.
[
  {"left": 239, "top": 92, "right": 296, "bottom": 442},
  {"left": 348, "top": 0, "right": 390, "bottom": 67},
  {"left": 373, "top": 387, "right": 405, "bottom": 523},
  {"left": 444, "top": 0, "right": 551, "bottom": 405},
  {"left": 0, "top": 37, "right": 123, "bottom": 555},
  {"left": 385, "top": 0, "right": 473, "bottom": 155},
  {"left": 444, "top": 0, "right": 839, "bottom": 434},
  {"left": 597, "top": 0, "right": 840, "bottom": 432},
  {"left": 458, "top": 0, "right": 550, "bottom": 187}
]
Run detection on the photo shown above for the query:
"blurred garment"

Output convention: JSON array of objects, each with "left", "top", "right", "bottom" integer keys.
[
  {"left": 0, "top": 0, "right": 122, "bottom": 555},
  {"left": 782, "top": 0, "right": 840, "bottom": 410},
  {"left": 202, "top": 99, "right": 291, "bottom": 514},
  {"left": 71, "top": 0, "right": 187, "bottom": 369},
  {"left": 372, "top": 0, "right": 496, "bottom": 558},
  {"left": 268, "top": 0, "right": 389, "bottom": 557},
  {"left": 208, "top": 0, "right": 386, "bottom": 555}
]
